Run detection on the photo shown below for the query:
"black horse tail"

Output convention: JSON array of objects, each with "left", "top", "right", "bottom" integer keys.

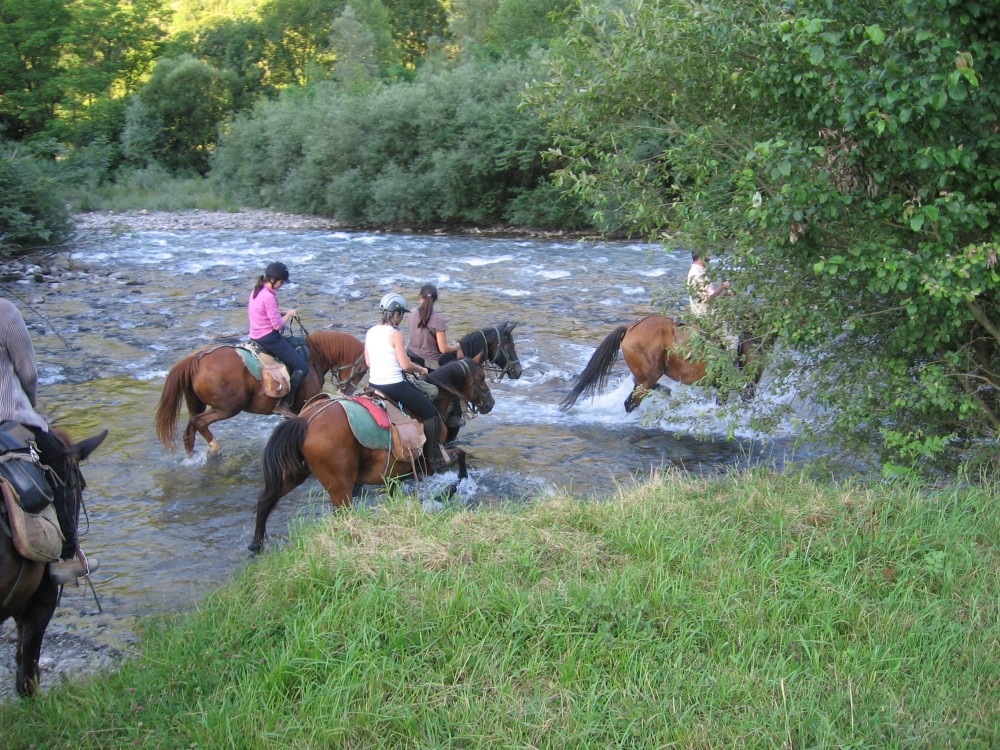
[
  {"left": 560, "top": 325, "right": 628, "bottom": 410},
  {"left": 261, "top": 417, "right": 312, "bottom": 497}
]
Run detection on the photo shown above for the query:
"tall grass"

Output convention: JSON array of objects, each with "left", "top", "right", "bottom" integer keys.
[
  {"left": 2, "top": 471, "right": 997, "bottom": 748},
  {"left": 67, "top": 168, "right": 238, "bottom": 213}
]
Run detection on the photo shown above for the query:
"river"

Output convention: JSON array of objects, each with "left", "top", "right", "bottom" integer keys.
[{"left": 1, "top": 220, "right": 807, "bottom": 695}]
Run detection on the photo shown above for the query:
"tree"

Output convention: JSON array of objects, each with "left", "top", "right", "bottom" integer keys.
[
  {"left": 0, "top": 0, "right": 71, "bottom": 140},
  {"left": 190, "top": 18, "right": 275, "bottom": 110},
  {"left": 258, "top": 0, "right": 347, "bottom": 86},
  {"left": 383, "top": 0, "right": 448, "bottom": 69},
  {"left": 58, "top": 0, "right": 170, "bottom": 121},
  {"left": 123, "top": 54, "right": 234, "bottom": 174},
  {"left": 532, "top": 0, "right": 1000, "bottom": 470}
]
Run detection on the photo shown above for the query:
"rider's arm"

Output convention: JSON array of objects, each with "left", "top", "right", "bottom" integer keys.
[
  {"left": 435, "top": 330, "right": 462, "bottom": 357},
  {"left": 392, "top": 330, "right": 428, "bottom": 376}
]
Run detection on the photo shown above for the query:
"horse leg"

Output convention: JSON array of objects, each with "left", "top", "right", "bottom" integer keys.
[
  {"left": 14, "top": 580, "right": 58, "bottom": 697},
  {"left": 249, "top": 471, "right": 309, "bottom": 553},
  {"left": 625, "top": 381, "right": 665, "bottom": 413},
  {"left": 191, "top": 408, "right": 239, "bottom": 457}
]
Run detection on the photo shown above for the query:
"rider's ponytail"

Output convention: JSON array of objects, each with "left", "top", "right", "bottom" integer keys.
[
  {"left": 251, "top": 275, "right": 266, "bottom": 299},
  {"left": 417, "top": 283, "right": 437, "bottom": 329}
]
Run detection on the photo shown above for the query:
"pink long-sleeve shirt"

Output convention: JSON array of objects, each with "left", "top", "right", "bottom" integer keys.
[{"left": 248, "top": 286, "right": 284, "bottom": 339}]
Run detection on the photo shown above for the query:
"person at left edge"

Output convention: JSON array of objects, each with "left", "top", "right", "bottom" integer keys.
[
  {"left": 248, "top": 261, "right": 310, "bottom": 413},
  {"left": 0, "top": 296, "right": 98, "bottom": 585}
]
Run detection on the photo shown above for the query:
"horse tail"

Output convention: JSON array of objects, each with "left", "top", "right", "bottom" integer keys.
[
  {"left": 154, "top": 354, "right": 199, "bottom": 451},
  {"left": 261, "top": 417, "right": 312, "bottom": 496},
  {"left": 560, "top": 325, "right": 628, "bottom": 410}
]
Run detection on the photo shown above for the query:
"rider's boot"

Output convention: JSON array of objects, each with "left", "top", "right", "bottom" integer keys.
[
  {"left": 48, "top": 493, "right": 99, "bottom": 585},
  {"left": 422, "top": 414, "right": 451, "bottom": 474},
  {"left": 49, "top": 547, "right": 99, "bottom": 586},
  {"left": 276, "top": 369, "right": 306, "bottom": 416}
]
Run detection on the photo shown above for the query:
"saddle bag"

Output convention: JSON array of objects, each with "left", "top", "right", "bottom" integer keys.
[
  {"left": 245, "top": 342, "right": 291, "bottom": 398},
  {"left": 0, "top": 422, "right": 63, "bottom": 562},
  {"left": 1, "top": 478, "right": 64, "bottom": 562},
  {"left": 364, "top": 394, "right": 425, "bottom": 463},
  {"left": 0, "top": 422, "right": 55, "bottom": 513}
]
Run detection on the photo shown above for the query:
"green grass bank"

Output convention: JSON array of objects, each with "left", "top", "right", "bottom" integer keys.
[{"left": 2, "top": 471, "right": 997, "bottom": 749}]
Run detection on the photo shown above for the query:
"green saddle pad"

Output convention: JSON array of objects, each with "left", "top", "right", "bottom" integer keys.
[{"left": 336, "top": 398, "right": 392, "bottom": 451}]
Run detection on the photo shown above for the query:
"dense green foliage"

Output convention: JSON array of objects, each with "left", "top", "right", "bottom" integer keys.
[
  {"left": 212, "top": 58, "right": 588, "bottom": 228},
  {"left": 1, "top": 0, "right": 997, "bottom": 463},
  {"left": 2, "top": 475, "right": 997, "bottom": 747},
  {"left": 0, "top": 140, "right": 70, "bottom": 252},
  {"left": 533, "top": 0, "right": 1000, "bottom": 468}
]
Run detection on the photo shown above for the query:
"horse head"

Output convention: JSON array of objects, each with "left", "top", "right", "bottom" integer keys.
[
  {"left": 445, "top": 323, "right": 522, "bottom": 380},
  {"left": 427, "top": 353, "right": 494, "bottom": 415},
  {"left": 491, "top": 322, "right": 523, "bottom": 380}
]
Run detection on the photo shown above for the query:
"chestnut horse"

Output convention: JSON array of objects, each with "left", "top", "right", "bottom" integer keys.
[
  {"left": 155, "top": 331, "right": 368, "bottom": 456},
  {"left": 0, "top": 428, "right": 107, "bottom": 697},
  {"left": 560, "top": 315, "right": 770, "bottom": 413},
  {"left": 249, "top": 355, "right": 494, "bottom": 553}
]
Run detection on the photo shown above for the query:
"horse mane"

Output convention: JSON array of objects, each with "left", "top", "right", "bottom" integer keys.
[
  {"left": 307, "top": 330, "right": 364, "bottom": 362},
  {"left": 440, "top": 323, "right": 508, "bottom": 365},
  {"left": 426, "top": 359, "right": 475, "bottom": 397}
]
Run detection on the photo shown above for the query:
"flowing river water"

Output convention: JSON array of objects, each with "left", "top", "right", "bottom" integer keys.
[{"left": 2, "top": 219, "right": 810, "bottom": 694}]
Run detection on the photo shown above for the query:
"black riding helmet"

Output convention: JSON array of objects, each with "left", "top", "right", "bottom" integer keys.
[{"left": 265, "top": 261, "right": 289, "bottom": 282}]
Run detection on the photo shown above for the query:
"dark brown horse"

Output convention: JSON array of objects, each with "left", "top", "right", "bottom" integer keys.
[
  {"left": 560, "top": 315, "right": 770, "bottom": 413},
  {"left": 0, "top": 428, "right": 107, "bottom": 697},
  {"left": 436, "top": 322, "right": 521, "bottom": 441},
  {"left": 155, "top": 330, "right": 368, "bottom": 456},
  {"left": 250, "top": 355, "right": 494, "bottom": 553}
]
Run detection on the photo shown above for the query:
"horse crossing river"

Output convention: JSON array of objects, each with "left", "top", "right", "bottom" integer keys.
[{"left": 3, "top": 221, "right": 806, "bottom": 673}]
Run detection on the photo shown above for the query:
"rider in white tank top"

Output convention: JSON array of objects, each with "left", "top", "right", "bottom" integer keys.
[{"left": 365, "top": 323, "right": 405, "bottom": 384}]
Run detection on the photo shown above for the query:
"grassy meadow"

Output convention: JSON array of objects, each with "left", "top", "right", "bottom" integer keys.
[{"left": 1, "top": 470, "right": 997, "bottom": 749}]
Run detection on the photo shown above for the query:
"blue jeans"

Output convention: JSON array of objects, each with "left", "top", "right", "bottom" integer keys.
[{"left": 251, "top": 330, "right": 309, "bottom": 375}]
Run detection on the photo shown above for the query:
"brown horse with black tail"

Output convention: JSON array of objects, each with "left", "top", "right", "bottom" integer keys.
[
  {"left": 1, "top": 427, "right": 106, "bottom": 697},
  {"left": 560, "top": 315, "right": 770, "bottom": 413},
  {"left": 155, "top": 330, "right": 368, "bottom": 457},
  {"left": 249, "top": 355, "right": 494, "bottom": 553}
]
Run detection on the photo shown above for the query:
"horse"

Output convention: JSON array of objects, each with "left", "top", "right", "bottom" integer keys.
[
  {"left": 249, "top": 355, "right": 495, "bottom": 553},
  {"left": 154, "top": 330, "right": 368, "bottom": 456},
  {"left": 435, "top": 322, "right": 522, "bottom": 441},
  {"left": 559, "top": 315, "right": 770, "bottom": 413},
  {"left": 0, "top": 428, "right": 107, "bottom": 698}
]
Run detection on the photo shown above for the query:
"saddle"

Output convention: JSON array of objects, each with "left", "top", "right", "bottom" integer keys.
[
  {"left": 0, "top": 421, "right": 63, "bottom": 562},
  {"left": 234, "top": 337, "right": 308, "bottom": 398},
  {"left": 305, "top": 393, "right": 425, "bottom": 464}
]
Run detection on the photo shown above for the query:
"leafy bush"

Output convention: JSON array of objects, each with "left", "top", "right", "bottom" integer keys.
[
  {"left": 533, "top": 0, "right": 1000, "bottom": 470},
  {"left": 0, "top": 141, "right": 71, "bottom": 254},
  {"left": 212, "top": 59, "right": 589, "bottom": 229}
]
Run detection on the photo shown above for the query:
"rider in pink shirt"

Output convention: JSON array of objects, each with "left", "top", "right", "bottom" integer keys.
[{"left": 248, "top": 262, "right": 310, "bottom": 412}]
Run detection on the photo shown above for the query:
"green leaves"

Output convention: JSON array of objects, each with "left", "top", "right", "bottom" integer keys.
[{"left": 536, "top": 0, "right": 1000, "bottom": 469}]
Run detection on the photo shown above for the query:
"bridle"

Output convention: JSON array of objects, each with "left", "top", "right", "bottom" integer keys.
[
  {"left": 330, "top": 352, "right": 367, "bottom": 394},
  {"left": 457, "top": 357, "right": 493, "bottom": 415},
  {"left": 479, "top": 326, "right": 519, "bottom": 380},
  {"left": 306, "top": 332, "right": 367, "bottom": 395}
]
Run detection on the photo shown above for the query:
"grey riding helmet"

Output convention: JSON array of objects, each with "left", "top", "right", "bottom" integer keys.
[{"left": 379, "top": 292, "right": 410, "bottom": 314}]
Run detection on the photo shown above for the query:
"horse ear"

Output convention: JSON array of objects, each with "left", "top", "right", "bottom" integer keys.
[
  {"left": 72, "top": 429, "right": 109, "bottom": 463},
  {"left": 506, "top": 321, "right": 519, "bottom": 331},
  {"left": 472, "top": 351, "right": 484, "bottom": 364}
]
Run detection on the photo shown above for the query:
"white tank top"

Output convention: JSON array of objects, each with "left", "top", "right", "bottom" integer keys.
[{"left": 365, "top": 323, "right": 404, "bottom": 384}]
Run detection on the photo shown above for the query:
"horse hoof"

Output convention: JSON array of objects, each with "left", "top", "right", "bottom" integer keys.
[{"left": 207, "top": 441, "right": 221, "bottom": 456}]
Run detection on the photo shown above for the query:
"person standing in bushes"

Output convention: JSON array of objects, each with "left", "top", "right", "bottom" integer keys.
[{"left": 0, "top": 297, "right": 97, "bottom": 584}]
